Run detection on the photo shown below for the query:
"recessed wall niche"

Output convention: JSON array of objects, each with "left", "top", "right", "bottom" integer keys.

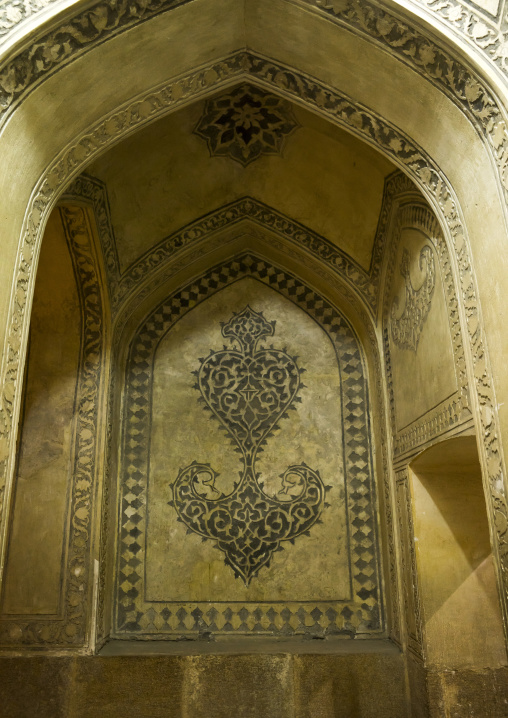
[{"left": 114, "top": 260, "right": 384, "bottom": 638}]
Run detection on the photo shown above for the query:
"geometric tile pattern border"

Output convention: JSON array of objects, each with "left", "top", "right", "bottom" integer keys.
[{"left": 115, "top": 253, "right": 384, "bottom": 637}]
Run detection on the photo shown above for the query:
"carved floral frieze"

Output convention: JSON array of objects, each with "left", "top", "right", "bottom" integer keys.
[{"left": 0, "top": 0, "right": 60, "bottom": 38}]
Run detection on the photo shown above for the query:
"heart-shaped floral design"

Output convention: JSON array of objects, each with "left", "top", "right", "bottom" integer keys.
[{"left": 170, "top": 306, "right": 327, "bottom": 584}]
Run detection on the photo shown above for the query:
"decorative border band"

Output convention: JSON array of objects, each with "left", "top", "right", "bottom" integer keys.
[{"left": 115, "top": 253, "right": 383, "bottom": 637}]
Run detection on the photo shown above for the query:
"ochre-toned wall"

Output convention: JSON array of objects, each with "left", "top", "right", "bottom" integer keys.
[
  {"left": 1, "top": 210, "right": 81, "bottom": 618},
  {"left": 114, "top": 266, "right": 384, "bottom": 640},
  {"left": 411, "top": 438, "right": 506, "bottom": 671},
  {"left": 2, "top": 4, "right": 508, "bottom": 716}
]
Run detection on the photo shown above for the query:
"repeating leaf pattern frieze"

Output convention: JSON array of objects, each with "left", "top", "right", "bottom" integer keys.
[
  {"left": 0, "top": 0, "right": 507, "bottom": 118},
  {"left": 411, "top": 0, "right": 508, "bottom": 75},
  {"left": 0, "top": 0, "right": 61, "bottom": 38}
]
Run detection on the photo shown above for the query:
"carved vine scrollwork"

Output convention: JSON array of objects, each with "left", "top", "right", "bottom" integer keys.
[
  {"left": 409, "top": 0, "right": 508, "bottom": 75},
  {"left": 0, "top": 0, "right": 59, "bottom": 37}
]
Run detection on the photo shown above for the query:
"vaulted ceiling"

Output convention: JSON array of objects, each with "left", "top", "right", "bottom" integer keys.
[{"left": 85, "top": 85, "right": 397, "bottom": 276}]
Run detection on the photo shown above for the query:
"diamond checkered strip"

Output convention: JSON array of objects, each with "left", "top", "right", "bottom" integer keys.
[{"left": 116, "top": 253, "right": 383, "bottom": 636}]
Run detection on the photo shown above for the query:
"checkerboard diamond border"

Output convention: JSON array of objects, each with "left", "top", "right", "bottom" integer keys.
[{"left": 115, "top": 254, "right": 384, "bottom": 637}]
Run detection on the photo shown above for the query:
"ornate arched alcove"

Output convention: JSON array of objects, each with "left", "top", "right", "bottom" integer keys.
[
  {"left": 113, "top": 260, "right": 384, "bottom": 639},
  {"left": 1, "top": 1, "right": 508, "bottom": 715}
]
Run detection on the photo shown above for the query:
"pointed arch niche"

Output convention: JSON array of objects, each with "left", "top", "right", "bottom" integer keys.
[
  {"left": 112, "top": 257, "right": 385, "bottom": 639},
  {"left": 0, "top": 202, "right": 109, "bottom": 647}
]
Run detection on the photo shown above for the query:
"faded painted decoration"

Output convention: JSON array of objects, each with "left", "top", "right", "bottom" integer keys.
[
  {"left": 115, "top": 262, "right": 383, "bottom": 638},
  {"left": 390, "top": 245, "right": 435, "bottom": 353}
]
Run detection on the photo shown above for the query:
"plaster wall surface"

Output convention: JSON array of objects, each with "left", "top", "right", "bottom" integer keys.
[
  {"left": 387, "top": 226, "right": 457, "bottom": 433},
  {"left": 1, "top": 209, "right": 80, "bottom": 617},
  {"left": 411, "top": 438, "right": 507, "bottom": 669},
  {"left": 147, "top": 279, "right": 349, "bottom": 603}
]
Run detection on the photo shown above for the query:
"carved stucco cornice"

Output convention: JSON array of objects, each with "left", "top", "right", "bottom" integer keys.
[
  {"left": 0, "top": 52, "right": 507, "bottom": 640},
  {"left": 302, "top": 0, "right": 508, "bottom": 87},
  {"left": 0, "top": 0, "right": 193, "bottom": 118}
]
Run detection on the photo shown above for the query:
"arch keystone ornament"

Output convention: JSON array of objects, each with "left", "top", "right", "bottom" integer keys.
[{"left": 169, "top": 306, "right": 328, "bottom": 585}]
